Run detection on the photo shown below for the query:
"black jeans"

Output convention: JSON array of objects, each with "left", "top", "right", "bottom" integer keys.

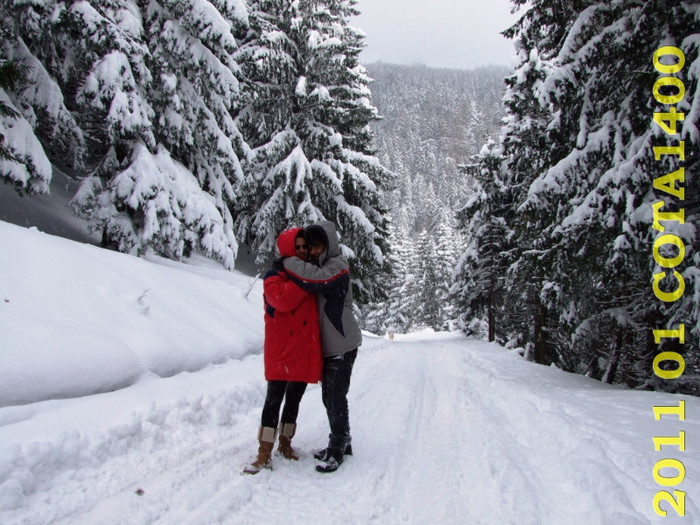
[
  {"left": 322, "top": 348, "right": 357, "bottom": 451},
  {"left": 261, "top": 381, "right": 308, "bottom": 429}
]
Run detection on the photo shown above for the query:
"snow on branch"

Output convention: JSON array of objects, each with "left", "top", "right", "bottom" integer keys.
[
  {"left": 0, "top": 90, "right": 52, "bottom": 194},
  {"left": 111, "top": 142, "right": 237, "bottom": 268}
]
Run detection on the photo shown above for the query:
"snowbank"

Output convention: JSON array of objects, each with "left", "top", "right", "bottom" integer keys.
[{"left": 0, "top": 220, "right": 264, "bottom": 407}]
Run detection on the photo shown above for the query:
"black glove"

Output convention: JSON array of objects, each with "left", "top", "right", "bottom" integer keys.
[{"left": 270, "top": 256, "right": 286, "bottom": 274}]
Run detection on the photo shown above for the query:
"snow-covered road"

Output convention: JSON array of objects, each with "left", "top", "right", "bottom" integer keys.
[{"left": 2, "top": 331, "right": 697, "bottom": 524}]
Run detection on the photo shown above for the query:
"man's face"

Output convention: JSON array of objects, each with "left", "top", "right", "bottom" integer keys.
[{"left": 309, "top": 242, "right": 325, "bottom": 261}]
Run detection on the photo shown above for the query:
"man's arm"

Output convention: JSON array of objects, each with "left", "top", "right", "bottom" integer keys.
[{"left": 283, "top": 256, "right": 350, "bottom": 295}]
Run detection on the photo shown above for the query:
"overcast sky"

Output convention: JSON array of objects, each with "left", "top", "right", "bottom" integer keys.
[{"left": 352, "top": 0, "right": 521, "bottom": 70}]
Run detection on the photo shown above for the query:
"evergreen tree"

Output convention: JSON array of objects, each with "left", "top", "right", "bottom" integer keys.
[
  {"left": 414, "top": 229, "right": 439, "bottom": 329},
  {"left": 234, "top": 0, "right": 320, "bottom": 259},
  {"left": 5, "top": 0, "right": 249, "bottom": 269},
  {"left": 512, "top": 0, "right": 699, "bottom": 388},
  {"left": 363, "top": 220, "right": 410, "bottom": 334},
  {"left": 400, "top": 229, "right": 427, "bottom": 331},
  {"left": 389, "top": 227, "right": 419, "bottom": 333},
  {"left": 235, "top": 0, "right": 393, "bottom": 304},
  {"left": 0, "top": 15, "right": 69, "bottom": 195},
  {"left": 431, "top": 210, "right": 460, "bottom": 330},
  {"left": 452, "top": 39, "right": 557, "bottom": 351},
  {"left": 0, "top": 58, "right": 52, "bottom": 195},
  {"left": 498, "top": 41, "right": 559, "bottom": 361},
  {"left": 455, "top": 0, "right": 699, "bottom": 392},
  {"left": 452, "top": 146, "right": 512, "bottom": 341}
]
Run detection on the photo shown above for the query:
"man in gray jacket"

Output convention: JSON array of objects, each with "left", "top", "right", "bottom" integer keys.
[{"left": 283, "top": 220, "right": 362, "bottom": 473}]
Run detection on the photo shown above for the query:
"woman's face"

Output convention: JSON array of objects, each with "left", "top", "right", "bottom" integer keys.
[{"left": 295, "top": 237, "right": 309, "bottom": 259}]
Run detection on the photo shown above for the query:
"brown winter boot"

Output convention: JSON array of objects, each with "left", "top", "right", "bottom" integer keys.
[
  {"left": 242, "top": 426, "right": 276, "bottom": 474},
  {"left": 277, "top": 422, "right": 299, "bottom": 460}
]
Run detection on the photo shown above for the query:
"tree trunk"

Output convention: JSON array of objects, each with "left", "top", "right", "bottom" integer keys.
[
  {"left": 533, "top": 302, "right": 548, "bottom": 365},
  {"left": 602, "top": 330, "right": 622, "bottom": 384},
  {"left": 488, "top": 279, "right": 495, "bottom": 342}
]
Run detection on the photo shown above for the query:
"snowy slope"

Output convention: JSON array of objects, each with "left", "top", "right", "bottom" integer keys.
[
  {"left": 0, "top": 220, "right": 698, "bottom": 524},
  {"left": 0, "top": 220, "right": 264, "bottom": 407}
]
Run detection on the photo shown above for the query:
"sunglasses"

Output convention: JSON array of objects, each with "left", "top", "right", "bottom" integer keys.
[{"left": 295, "top": 243, "right": 308, "bottom": 250}]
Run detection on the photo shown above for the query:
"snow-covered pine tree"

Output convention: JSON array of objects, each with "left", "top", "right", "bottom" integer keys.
[
  {"left": 363, "top": 219, "right": 408, "bottom": 334},
  {"left": 413, "top": 229, "right": 439, "bottom": 330},
  {"left": 394, "top": 229, "right": 426, "bottom": 332},
  {"left": 494, "top": 0, "right": 699, "bottom": 391},
  {"left": 431, "top": 210, "right": 460, "bottom": 330},
  {"left": 81, "top": 0, "right": 249, "bottom": 269},
  {"left": 390, "top": 222, "right": 457, "bottom": 331},
  {"left": 497, "top": 40, "right": 560, "bottom": 363},
  {"left": 0, "top": 56, "right": 52, "bottom": 195},
  {"left": 10, "top": 0, "right": 159, "bottom": 243},
  {"left": 5, "top": 0, "right": 249, "bottom": 269},
  {"left": 452, "top": 146, "right": 512, "bottom": 342},
  {"left": 234, "top": 0, "right": 322, "bottom": 260},
  {"left": 389, "top": 179, "right": 416, "bottom": 235},
  {"left": 412, "top": 174, "right": 443, "bottom": 233},
  {"left": 452, "top": 35, "right": 557, "bottom": 352},
  {"left": 0, "top": 7, "right": 80, "bottom": 195},
  {"left": 508, "top": 0, "right": 644, "bottom": 372},
  {"left": 235, "top": 0, "right": 393, "bottom": 304}
]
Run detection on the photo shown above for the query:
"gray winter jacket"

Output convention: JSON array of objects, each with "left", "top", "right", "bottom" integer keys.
[{"left": 283, "top": 221, "right": 362, "bottom": 358}]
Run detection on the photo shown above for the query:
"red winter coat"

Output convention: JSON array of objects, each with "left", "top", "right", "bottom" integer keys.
[{"left": 263, "top": 228, "right": 322, "bottom": 383}]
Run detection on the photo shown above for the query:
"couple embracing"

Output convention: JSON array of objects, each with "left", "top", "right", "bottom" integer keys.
[{"left": 243, "top": 220, "right": 361, "bottom": 475}]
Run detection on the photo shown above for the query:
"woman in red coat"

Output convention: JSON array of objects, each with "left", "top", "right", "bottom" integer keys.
[{"left": 244, "top": 228, "right": 322, "bottom": 474}]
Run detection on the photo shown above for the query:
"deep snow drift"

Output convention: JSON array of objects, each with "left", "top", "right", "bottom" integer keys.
[{"left": 0, "top": 220, "right": 698, "bottom": 524}]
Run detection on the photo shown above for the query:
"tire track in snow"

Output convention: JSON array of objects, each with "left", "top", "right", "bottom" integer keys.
[
  {"left": 347, "top": 337, "right": 476, "bottom": 523},
  {"left": 447, "top": 340, "right": 662, "bottom": 525}
]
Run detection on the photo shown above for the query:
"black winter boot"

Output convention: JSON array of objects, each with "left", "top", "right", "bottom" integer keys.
[
  {"left": 313, "top": 443, "right": 352, "bottom": 461},
  {"left": 315, "top": 434, "right": 351, "bottom": 473},
  {"left": 315, "top": 447, "right": 345, "bottom": 473}
]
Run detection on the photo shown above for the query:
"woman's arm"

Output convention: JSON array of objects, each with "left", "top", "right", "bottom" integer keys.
[{"left": 264, "top": 273, "right": 309, "bottom": 312}]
